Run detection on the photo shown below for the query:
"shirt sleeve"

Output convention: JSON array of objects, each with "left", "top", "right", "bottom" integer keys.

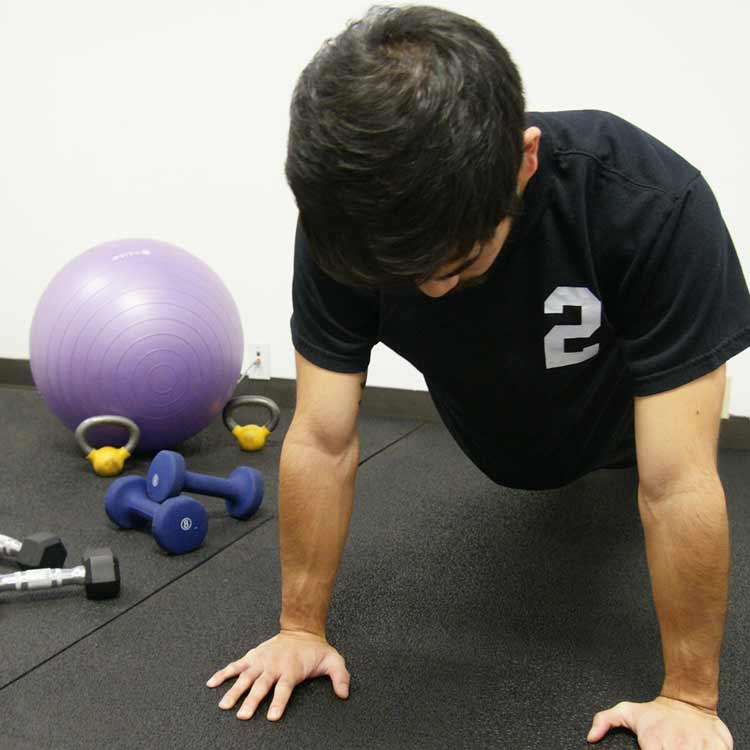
[
  {"left": 290, "top": 219, "right": 379, "bottom": 373},
  {"left": 613, "top": 172, "right": 750, "bottom": 396}
]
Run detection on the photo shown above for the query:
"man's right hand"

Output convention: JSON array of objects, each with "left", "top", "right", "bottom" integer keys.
[{"left": 206, "top": 630, "right": 351, "bottom": 721}]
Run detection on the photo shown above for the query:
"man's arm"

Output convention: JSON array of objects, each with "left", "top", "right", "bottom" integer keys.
[
  {"left": 280, "top": 353, "right": 368, "bottom": 636},
  {"left": 634, "top": 364, "right": 729, "bottom": 711},
  {"left": 207, "top": 352, "right": 366, "bottom": 721}
]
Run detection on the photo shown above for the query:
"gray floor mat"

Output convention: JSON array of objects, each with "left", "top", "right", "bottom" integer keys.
[
  {"left": 2, "top": 422, "right": 747, "bottom": 748},
  {"left": 0, "top": 386, "right": 420, "bottom": 685}
]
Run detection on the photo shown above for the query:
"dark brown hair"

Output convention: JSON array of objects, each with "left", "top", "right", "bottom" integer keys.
[{"left": 286, "top": 5, "right": 526, "bottom": 288}]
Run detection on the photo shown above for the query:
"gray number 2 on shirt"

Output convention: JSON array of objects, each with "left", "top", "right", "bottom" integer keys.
[{"left": 544, "top": 287, "right": 601, "bottom": 369}]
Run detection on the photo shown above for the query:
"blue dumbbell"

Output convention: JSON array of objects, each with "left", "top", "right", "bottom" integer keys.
[
  {"left": 146, "top": 451, "right": 264, "bottom": 520},
  {"left": 105, "top": 476, "right": 208, "bottom": 555}
]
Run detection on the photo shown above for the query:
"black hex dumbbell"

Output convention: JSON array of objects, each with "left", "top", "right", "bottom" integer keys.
[
  {"left": 0, "top": 548, "right": 120, "bottom": 600},
  {"left": 0, "top": 531, "right": 67, "bottom": 569}
]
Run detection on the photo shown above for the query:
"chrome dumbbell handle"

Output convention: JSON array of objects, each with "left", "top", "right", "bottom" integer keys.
[
  {"left": 0, "top": 534, "right": 22, "bottom": 559},
  {"left": 0, "top": 566, "right": 86, "bottom": 593}
]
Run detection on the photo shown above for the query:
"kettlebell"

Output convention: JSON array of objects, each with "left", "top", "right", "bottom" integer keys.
[
  {"left": 223, "top": 396, "right": 280, "bottom": 451},
  {"left": 75, "top": 415, "right": 141, "bottom": 477}
]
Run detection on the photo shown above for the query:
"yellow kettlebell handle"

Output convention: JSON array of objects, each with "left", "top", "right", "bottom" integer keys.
[
  {"left": 75, "top": 415, "right": 141, "bottom": 477},
  {"left": 223, "top": 396, "right": 280, "bottom": 452}
]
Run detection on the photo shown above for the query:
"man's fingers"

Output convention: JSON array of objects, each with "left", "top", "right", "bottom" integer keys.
[
  {"left": 207, "top": 656, "right": 251, "bottom": 688},
  {"left": 587, "top": 702, "right": 635, "bottom": 743},
  {"left": 237, "top": 675, "right": 276, "bottom": 720},
  {"left": 326, "top": 653, "right": 351, "bottom": 698},
  {"left": 210, "top": 636, "right": 351, "bottom": 721},
  {"left": 218, "top": 667, "right": 262, "bottom": 711},
  {"left": 267, "top": 680, "right": 295, "bottom": 721}
]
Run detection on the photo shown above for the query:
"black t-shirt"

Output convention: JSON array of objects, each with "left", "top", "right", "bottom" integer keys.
[{"left": 290, "top": 109, "right": 750, "bottom": 490}]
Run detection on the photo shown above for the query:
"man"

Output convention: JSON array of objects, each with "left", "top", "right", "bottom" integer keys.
[{"left": 207, "top": 6, "right": 747, "bottom": 746}]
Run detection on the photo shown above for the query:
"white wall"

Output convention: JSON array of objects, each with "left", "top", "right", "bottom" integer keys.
[{"left": 2, "top": 0, "right": 749, "bottom": 410}]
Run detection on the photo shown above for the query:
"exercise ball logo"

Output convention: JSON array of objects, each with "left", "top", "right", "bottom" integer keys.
[{"left": 180, "top": 517, "right": 193, "bottom": 532}]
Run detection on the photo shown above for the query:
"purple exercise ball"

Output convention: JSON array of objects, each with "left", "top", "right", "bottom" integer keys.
[{"left": 30, "top": 238, "right": 244, "bottom": 453}]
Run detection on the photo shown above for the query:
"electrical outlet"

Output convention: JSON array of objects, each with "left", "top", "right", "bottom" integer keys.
[{"left": 245, "top": 344, "right": 271, "bottom": 380}]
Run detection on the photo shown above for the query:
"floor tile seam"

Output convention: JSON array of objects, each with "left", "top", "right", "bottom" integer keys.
[
  {"left": 0, "top": 513, "right": 277, "bottom": 694},
  {"left": 359, "top": 423, "right": 427, "bottom": 467},
  {"left": 0, "top": 424, "right": 425, "bottom": 692}
]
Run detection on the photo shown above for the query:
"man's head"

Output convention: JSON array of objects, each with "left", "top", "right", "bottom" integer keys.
[{"left": 286, "top": 5, "right": 540, "bottom": 296}]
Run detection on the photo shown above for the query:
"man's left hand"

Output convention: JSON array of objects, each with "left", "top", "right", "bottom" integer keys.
[{"left": 587, "top": 696, "right": 733, "bottom": 748}]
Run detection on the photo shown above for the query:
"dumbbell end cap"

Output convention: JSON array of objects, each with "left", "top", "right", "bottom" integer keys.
[
  {"left": 83, "top": 547, "right": 121, "bottom": 599},
  {"left": 147, "top": 451, "right": 186, "bottom": 503},
  {"left": 227, "top": 467, "right": 265, "bottom": 519},
  {"left": 152, "top": 496, "right": 208, "bottom": 555},
  {"left": 17, "top": 532, "right": 67, "bottom": 569}
]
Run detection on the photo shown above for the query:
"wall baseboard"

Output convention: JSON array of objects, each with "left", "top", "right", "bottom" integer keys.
[
  {"left": 0, "top": 357, "right": 442, "bottom": 424},
  {"left": 233, "top": 373, "right": 442, "bottom": 423},
  {"left": 3, "top": 357, "right": 749, "bottom": 450},
  {"left": 0, "top": 358, "right": 35, "bottom": 387}
]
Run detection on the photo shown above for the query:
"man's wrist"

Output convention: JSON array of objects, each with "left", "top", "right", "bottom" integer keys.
[
  {"left": 280, "top": 613, "right": 327, "bottom": 639},
  {"left": 660, "top": 675, "right": 719, "bottom": 712}
]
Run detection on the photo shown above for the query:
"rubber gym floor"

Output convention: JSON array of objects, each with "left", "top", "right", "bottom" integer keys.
[{"left": 1, "top": 382, "right": 748, "bottom": 750}]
